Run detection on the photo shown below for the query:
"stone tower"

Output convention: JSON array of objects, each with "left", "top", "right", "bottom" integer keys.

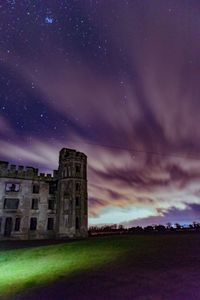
[{"left": 56, "top": 148, "right": 88, "bottom": 238}]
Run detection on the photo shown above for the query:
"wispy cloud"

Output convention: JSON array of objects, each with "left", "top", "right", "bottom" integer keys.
[{"left": 1, "top": 1, "right": 200, "bottom": 225}]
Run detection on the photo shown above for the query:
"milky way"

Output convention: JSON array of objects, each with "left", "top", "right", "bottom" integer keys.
[{"left": 1, "top": 0, "right": 200, "bottom": 226}]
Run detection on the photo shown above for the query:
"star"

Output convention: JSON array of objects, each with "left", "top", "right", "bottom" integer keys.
[{"left": 45, "top": 16, "right": 54, "bottom": 24}]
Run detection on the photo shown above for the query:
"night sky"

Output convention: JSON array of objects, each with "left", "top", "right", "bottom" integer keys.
[{"left": 1, "top": 0, "right": 200, "bottom": 226}]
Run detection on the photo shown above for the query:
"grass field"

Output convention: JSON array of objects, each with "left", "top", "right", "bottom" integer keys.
[{"left": 0, "top": 234, "right": 200, "bottom": 300}]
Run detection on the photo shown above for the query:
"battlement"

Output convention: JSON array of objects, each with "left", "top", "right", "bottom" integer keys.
[
  {"left": 0, "top": 161, "right": 55, "bottom": 181},
  {"left": 59, "top": 148, "right": 87, "bottom": 164},
  {"left": 0, "top": 148, "right": 87, "bottom": 181}
]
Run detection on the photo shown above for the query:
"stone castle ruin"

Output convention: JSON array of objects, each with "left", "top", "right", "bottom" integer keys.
[{"left": 0, "top": 148, "right": 88, "bottom": 240}]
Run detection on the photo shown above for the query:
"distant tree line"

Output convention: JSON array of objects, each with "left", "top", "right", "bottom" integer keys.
[{"left": 89, "top": 222, "right": 200, "bottom": 236}]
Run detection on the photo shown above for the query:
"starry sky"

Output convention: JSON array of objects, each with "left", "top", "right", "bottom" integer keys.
[{"left": 1, "top": 0, "right": 200, "bottom": 226}]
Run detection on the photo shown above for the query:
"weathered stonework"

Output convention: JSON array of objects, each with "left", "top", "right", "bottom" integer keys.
[{"left": 0, "top": 148, "right": 88, "bottom": 240}]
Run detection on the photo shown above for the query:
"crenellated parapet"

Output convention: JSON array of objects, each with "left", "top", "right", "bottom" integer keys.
[
  {"left": 59, "top": 148, "right": 87, "bottom": 164},
  {"left": 0, "top": 149, "right": 87, "bottom": 181},
  {"left": 0, "top": 161, "right": 55, "bottom": 181}
]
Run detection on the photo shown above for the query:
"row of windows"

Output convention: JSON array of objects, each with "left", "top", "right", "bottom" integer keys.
[
  {"left": 63, "top": 163, "right": 86, "bottom": 177},
  {"left": 0, "top": 217, "right": 54, "bottom": 232},
  {"left": 3, "top": 198, "right": 55, "bottom": 210},
  {"left": 0, "top": 216, "right": 81, "bottom": 234},
  {"left": 4, "top": 182, "right": 81, "bottom": 194},
  {"left": 0, "top": 217, "right": 21, "bottom": 232},
  {"left": 31, "top": 199, "right": 55, "bottom": 210},
  {"left": 62, "top": 165, "right": 82, "bottom": 177},
  {"left": 30, "top": 217, "right": 54, "bottom": 231},
  {"left": 3, "top": 197, "right": 84, "bottom": 210},
  {"left": 4, "top": 183, "right": 57, "bottom": 194}
]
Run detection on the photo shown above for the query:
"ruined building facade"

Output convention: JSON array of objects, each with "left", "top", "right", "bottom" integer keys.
[{"left": 0, "top": 148, "right": 88, "bottom": 240}]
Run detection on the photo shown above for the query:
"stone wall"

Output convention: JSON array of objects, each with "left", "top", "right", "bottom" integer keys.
[{"left": 0, "top": 177, "right": 56, "bottom": 240}]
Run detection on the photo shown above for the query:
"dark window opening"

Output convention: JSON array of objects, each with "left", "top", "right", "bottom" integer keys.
[
  {"left": 31, "top": 198, "right": 39, "bottom": 210},
  {"left": 4, "top": 217, "right": 12, "bottom": 236},
  {"left": 49, "top": 182, "right": 57, "bottom": 194},
  {"left": 76, "top": 197, "right": 80, "bottom": 207},
  {"left": 5, "top": 183, "right": 20, "bottom": 192},
  {"left": 69, "top": 200, "right": 73, "bottom": 213},
  {"left": 64, "top": 151, "right": 69, "bottom": 158},
  {"left": 76, "top": 217, "right": 79, "bottom": 230},
  {"left": 47, "top": 218, "right": 54, "bottom": 230},
  {"left": 76, "top": 183, "right": 81, "bottom": 192},
  {"left": 48, "top": 199, "right": 55, "bottom": 210},
  {"left": 4, "top": 198, "right": 19, "bottom": 209},
  {"left": 32, "top": 184, "right": 40, "bottom": 194},
  {"left": 76, "top": 165, "right": 81, "bottom": 174},
  {"left": 14, "top": 218, "right": 21, "bottom": 231},
  {"left": 30, "top": 217, "right": 37, "bottom": 230}
]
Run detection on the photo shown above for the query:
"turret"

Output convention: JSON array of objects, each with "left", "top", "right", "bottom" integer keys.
[{"left": 56, "top": 148, "right": 87, "bottom": 238}]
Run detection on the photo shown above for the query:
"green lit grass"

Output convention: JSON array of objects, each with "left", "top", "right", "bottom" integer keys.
[
  {"left": 0, "top": 234, "right": 198, "bottom": 299},
  {"left": 0, "top": 237, "right": 127, "bottom": 298}
]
